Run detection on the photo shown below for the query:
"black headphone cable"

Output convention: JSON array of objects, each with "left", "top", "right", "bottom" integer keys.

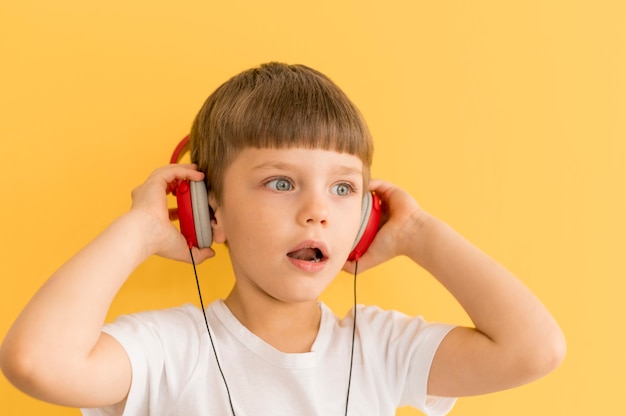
[
  {"left": 189, "top": 248, "right": 358, "bottom": 416},
  {"left": 190, "top": 248, "right": 236, "bottom": 415}
]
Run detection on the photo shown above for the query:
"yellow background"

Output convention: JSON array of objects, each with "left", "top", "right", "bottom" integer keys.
[{"left": 1, "top": 1, "right": 624, "bottom": 415}]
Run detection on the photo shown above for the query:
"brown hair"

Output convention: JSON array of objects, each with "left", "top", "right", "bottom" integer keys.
[{"left": 190, "top": 62, "right": 373, "bottom": 203}]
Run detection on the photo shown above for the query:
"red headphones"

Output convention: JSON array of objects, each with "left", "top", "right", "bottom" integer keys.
[{"left": 170, "top": 135, "right": 381, "bottom": 261}]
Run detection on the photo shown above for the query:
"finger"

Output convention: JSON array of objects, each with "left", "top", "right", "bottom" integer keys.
[
  {"left": 342, "top": 254, "right": 376, "bottom": 275},
  {"left": 158, "top": 234, "right": 216, "bottom": 264},
  {"left": 187, "top": 246, "right": 216, "bottom": 264},
  {"left": 341, "top": 242, "right": 389, "bottom": 275},
  {"left": 367, "top": 179, "right": 393, "bottom": 209},
  {"left": 149, "top": 164, "right": 205, "bottom": 185},
  {"left": 368, "top": 178, "right": 394, "bottom": 195}
]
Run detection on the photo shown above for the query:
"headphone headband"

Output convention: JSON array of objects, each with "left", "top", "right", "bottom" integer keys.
[{"left": 170, "top": 135, "right": 191, "bottom": 164}]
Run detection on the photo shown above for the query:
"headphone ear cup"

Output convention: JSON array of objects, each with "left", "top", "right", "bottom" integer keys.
[
  {"left": 170, "top": 135, "right": 213, "bottom": 248},
  {"left": 174, "top": 180, "right": 198, "bottom": 248},
  {"left": 174, "top": 179, "right": 213, "bottom": 249},
  {"left": 348, "top": 192, "right": 382, "bottom": 261},
  {"left": 352, "top": 192, "right": 372, "bottom": 250},
  {"left": 189, "top": 180, "right": 213, "bottom": 248}
]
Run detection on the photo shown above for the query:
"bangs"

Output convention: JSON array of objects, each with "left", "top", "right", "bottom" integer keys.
[{"left": 222, "top": 65, "right": 372, "bottom": 164}]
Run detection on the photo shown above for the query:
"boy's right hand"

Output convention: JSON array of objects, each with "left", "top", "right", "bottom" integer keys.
[
  {"left": 129, "top": 164, "right": 215, "bottom": 264},
  {"left": 0, "top": 163, "right": 218, "bottom": 408}
]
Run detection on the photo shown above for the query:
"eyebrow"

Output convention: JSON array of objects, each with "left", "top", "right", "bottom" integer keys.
[{"left": 253, "top": 161, "right": 362, "bottom": 176}]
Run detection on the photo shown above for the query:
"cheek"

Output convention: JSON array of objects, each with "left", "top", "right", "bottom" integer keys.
[
  {"left": 340, "top": 205, "right": 364, "bottom": 240},
  {"left": 344, "top": 222, "right": 363, "bottom": 254},
  {"left": 222, "top": 206, "right": 281, "bottom": 247}
]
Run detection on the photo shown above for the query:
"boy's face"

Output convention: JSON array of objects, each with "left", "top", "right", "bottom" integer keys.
[{"left": 210, "top": 147, "right": 365, "bottom": 303}]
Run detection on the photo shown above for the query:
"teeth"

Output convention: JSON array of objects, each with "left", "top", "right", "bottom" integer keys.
[{"left": 288, "top": 247, "right": 324, "bottom": 262}]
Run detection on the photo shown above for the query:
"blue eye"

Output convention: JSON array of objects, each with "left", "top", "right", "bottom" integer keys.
[
  {"left": 332, "top": 183, "right": 354, "bottom": 196},
  {"left": 266, "top": 178, "right": 293, "bottom": 191}
]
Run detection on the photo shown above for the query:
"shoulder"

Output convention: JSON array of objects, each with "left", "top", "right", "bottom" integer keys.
[
  {"left": 324, "top": 303, "right": 457, "bottom": 413},
  {"left": 356, "top": 305, "right": 452, "bottom": 337},
  {"left": 101, "top": 303, "right": 209, "bottom": 354},
  {"left": 348, "top": 304, "right": 456, "bottom": 359},
  {"left": 92, "top": 303, "right": 215, "bottom": 414},
  {"left": 106, "top": 303, "right": 204, "bottom": 329},
  {"left": 323, "top": 303, "right": 455, "bottom": 351}
]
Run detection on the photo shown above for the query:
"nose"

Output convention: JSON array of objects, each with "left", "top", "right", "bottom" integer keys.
[{"left": 297, "top": 190, "right": 329, "bottom": 226}]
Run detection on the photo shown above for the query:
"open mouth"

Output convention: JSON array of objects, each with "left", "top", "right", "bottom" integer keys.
[{"left": 287, "top": 247, "right": 325, "bottom": 263}]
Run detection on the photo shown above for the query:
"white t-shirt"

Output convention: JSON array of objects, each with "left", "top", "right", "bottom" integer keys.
[{"left": 82, "top": 300, "right": 456, "bottom": 416}]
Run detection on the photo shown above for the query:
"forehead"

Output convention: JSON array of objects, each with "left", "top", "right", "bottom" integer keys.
[{"left": 226, "top": 147, "right": 364, "bottom": 177}]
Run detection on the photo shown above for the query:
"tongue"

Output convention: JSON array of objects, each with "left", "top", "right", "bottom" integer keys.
[{"left": 288, "top": 247, "right": 319, "bottom": 261}]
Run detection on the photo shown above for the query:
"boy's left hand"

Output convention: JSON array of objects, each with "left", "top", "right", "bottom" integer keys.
[
  {"left": 343, "top": 179, "right": 430, "bottom": 273},
  {"left": 344, "top": 182, "right": 566, "bottom": 398}
]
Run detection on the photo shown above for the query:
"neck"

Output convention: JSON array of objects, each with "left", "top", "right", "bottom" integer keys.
[{"left": 224, "top": 285, "right": 322, "bottom": 353}]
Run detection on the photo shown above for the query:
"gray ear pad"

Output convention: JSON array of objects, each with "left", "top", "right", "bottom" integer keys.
[
  {"left": 351, "top": 192, "right": 372, "bottom": 250},
  {"left": 190, "top": 180, "right": 213, "bottom": 248}
]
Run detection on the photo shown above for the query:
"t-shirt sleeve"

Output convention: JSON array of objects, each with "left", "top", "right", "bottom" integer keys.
[
  {"left": 359, "top": 305, "right": 457, "bottom": 415},
  {"left": 81, "top": 305, "right": 203, "bottom": 416}
]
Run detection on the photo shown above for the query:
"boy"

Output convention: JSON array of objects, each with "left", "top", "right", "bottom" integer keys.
[{"left": 0, "top": 62, "right": 565, "bottom": 415}]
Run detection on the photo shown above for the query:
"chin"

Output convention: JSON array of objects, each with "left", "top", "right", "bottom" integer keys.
[{"left": 271, "top": 279, "right": 332, "bottom": 304}]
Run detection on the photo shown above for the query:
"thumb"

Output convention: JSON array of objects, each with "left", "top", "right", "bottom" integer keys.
[
  {"left": 188, "top": 246, "right": 216, "bottom": 264},
  {"left": 341, "top": 246, "right": 388, "bottom": 275}
]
